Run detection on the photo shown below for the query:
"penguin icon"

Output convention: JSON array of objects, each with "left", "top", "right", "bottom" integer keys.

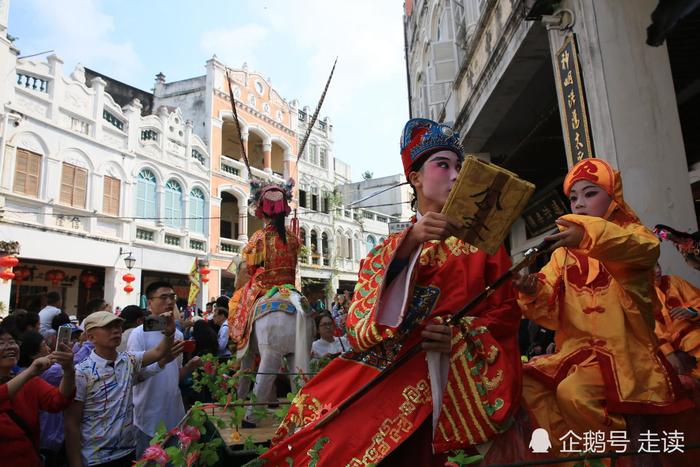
[{"left": 529, "top": 428, "right": 552, "bottom": 453}]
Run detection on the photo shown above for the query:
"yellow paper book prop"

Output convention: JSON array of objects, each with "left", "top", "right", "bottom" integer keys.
[{"left": 441, "top": 156, "right": 535, "bottom": 255}]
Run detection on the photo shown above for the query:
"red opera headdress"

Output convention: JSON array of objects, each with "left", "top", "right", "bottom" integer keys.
[
  {"left": 400, "top": 118, "right": 464, "bottom": 178},
  {"left": 249, "top": 178, "right": 295, "bottom": 219}
]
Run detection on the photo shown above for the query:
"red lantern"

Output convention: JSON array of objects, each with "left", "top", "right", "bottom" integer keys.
[
  {"left": 0, "top": 269, "right": 15, "bottom": 282},
  {"left": 122, "top": 272, "right": 136, "bottom": 283},
  {"left": 199, "top": 266, "right": 210, "bottom": 284},
  {"left": 13, "top": 266, "right": 31, "bottom": 284},
  {"left": 0, "top": 256, "right": 19, "bottom": 269},
  {"left": 45, "top": 269, "right": 66, "bottom": 286},
  {"left": 80, "top": 270, "right": 98, "bottom": 289},
  {"left": 124, "top": 284, "right": 134, "bottom": 294}
]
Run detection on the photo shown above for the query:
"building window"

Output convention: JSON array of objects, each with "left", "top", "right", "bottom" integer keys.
[
  {"left": 299, "top": 186, "right": 308, "bottom": 208},
  {"left": 192, "top": 149, "right": 206, "bottom": 165},
  {"left": 321, "top": 191, "right": 330, "bottom": 214},
  {"left": 311, "top": 186, "right": 319, "bottom": 211},
  {"left": 136, "top": 228, "right": 154, "bottom": 241},
  {"left": 189, "top": 188, "right": 205, "bottom": 234},
  {"left": 103, "top": 110, "right": 124, "bottom": 131},
  {"left": 263, "top": 103, "right": 270, "bottom": 114},
  {"left": 164, "top": 179, "right": 183, "bottom": 228},
  {"left": 320, "top": 148, "right": 327, "bottom": 168},
  {"left": 309, "top": 144, "right": 318, "bottom": 165},
  {"left": 136, "top": 169, "right": 157, "bottom": 218},
  {"left": 103, "top": 176, "right": 120, "bottom": 216},
  {"left": 60, "top": 162, "right": 87, "bottom": 208},
  {"left": 248, "top": 94, "right": 256, "bottom": 107},
  {"left": 13, "top": 148, "right": 41, "bottom": 197},
  {"left": 141, "top": 129, "right": 159, "bottom": 142},
  {"left": 164, "top": 234, "right": 181, "bottom": 246}
]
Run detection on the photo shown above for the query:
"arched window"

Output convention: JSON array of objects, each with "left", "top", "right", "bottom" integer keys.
[
  {"left": 136, "top": 169, "right": 157, "bottom": 218},
  {"left": 322, "top": 232, "right": 330, "bottom": 266},
  {"left": 189, "top": 188, "right": 205, "bottom": 233},
  {"left": 164, "top": 179, "right": 183, "bottom": 228}
]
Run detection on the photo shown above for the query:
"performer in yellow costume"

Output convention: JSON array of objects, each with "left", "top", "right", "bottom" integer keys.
[
  {"left": 654, "top": 265, "right": 700, "bottom": 382},
  {"left": 515, "top": 158, "right": 692, "bottom": 454}
]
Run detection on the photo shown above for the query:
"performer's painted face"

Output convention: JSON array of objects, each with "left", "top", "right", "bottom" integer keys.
[
  {"left": 412, "top": 150, "right": 462, "bottom": 211},
  {"left": 568, "top": 180, "right": 612, "bottom": 218}
]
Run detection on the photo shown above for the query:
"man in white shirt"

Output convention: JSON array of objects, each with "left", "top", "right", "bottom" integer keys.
[
  {"left": 213, "top": 307, "right": 231, "bottom": 358},
  {"left": 127, "top": 281, "right": 199, "bottom": 457},
  {"left": 65, "top": 310, "right": 177, "bottom": 467},
  {"left": 39, "top": 291, "right": 63, "bottom": 336}
]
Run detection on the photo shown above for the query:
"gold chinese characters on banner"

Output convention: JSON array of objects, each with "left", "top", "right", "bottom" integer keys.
[{"left": 556, "top": 33, "right": 594, "bottom": 165}]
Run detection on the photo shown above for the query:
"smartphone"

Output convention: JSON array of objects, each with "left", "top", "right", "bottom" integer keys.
[
  {"left": 143, "top": 315, "right": 166, "bottom": 332},
  {"left": 56, "top": 324, "right": 72, "bottom": 351}
]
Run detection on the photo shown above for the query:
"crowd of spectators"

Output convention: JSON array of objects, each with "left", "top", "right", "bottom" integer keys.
[{"left": 0, "top": 283, "right": 240, "bottom": 467}]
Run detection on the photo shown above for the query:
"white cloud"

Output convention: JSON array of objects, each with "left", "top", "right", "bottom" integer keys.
[
  {"left": 199, "top": 24, "right": 269, "bottom": 70},
  {"left": 261, "top": 0, "right": 409, "bottom": 178},
  {"left": 19, "top": 0, "right": 142, "bottom": 82},
  {"left": 265, "top": 0, "right": 405, "bottom": 106}
]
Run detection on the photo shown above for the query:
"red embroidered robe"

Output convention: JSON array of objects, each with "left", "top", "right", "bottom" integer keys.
[{"left": 259, "top": 229, "right": 522, "bottom": 466}]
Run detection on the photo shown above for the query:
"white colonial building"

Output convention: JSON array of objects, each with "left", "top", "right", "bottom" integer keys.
[
  {"left": 0, "top": 22, "right": 213, "bottom": 315},
  {"left": 404, "top": 0, "right": 700, "bottom": 282},
  {"left": 295, "top": 105, "right": 395, "bottom": 303}
]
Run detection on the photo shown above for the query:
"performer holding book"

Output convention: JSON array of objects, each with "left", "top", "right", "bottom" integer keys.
[
  {"left": 259, "top": 118, "right": 523, "bottom": 466},
  {"left": 515, "top": 158, "right": 693, "bottom": 454}
]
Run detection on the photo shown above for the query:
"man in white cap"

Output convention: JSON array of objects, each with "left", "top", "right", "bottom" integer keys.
[{"left": 64, "top": 310, "right": 177, "bottom": 467}]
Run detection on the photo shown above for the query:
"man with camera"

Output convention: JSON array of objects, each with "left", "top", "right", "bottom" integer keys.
[{"left": 126, "top": 281, "right": 200, "bottom": 457}]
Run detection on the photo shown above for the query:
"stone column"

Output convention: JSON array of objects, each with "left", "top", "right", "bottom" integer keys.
[
  {"left": 90, "top": 76, "right": 106, "bottom": 140},
  {"left": 548, "top": 0, "right": 699, "bottom": 280},
  {"left": 46, "top": 54, "right": 64, "bottom": 123},
  {"left": 123, "top": 99, "right": 142, "bottom": 153},
  {"left": 241, "top": 129, "right": 249, "bottom": 179},
  {"left": 237, "top": 198, "right": 249, "bottom": 242},
  {"left": 305, "top": 228, "right": 312, "bottom": 264},
  {"left": 263, "top": 141, "right": 272, "bottom": 174}
]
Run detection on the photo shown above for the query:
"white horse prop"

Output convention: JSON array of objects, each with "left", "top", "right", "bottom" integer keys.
[{"left": 238, "top": 285, "right": 315, "bottom": 425}]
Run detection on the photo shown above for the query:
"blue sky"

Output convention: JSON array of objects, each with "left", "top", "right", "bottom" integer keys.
[{"left": 8, "top": 0, "right": 409, "bottom": 181}]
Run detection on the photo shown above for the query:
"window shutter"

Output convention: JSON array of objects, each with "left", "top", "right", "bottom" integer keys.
[
  {"left": 103, "top": 176, "right": 120, "bottom": 215},
  {"left": 14, "top": 149, "right": 41, "bottom": 197},
  {"left": 136, "top": 179, "right": 147, "bottom": 217},
  {"left": 73, "top": 166, "right": 87, "bottom": 208},
  {"left": 60, "top": 164, "right": 75, "bottom": 205},
  {"left": 146, "top": 182, "right": 156, "bottom": 218}
]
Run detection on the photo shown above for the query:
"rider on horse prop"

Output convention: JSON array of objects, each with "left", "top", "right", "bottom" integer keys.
[{"left": 228, "top": 178, "right": 314, "bottom": 427}]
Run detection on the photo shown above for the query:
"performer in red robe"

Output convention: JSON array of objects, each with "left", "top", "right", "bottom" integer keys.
[{"left": 258, "top": 118, "right": 522, "bottom": 466}]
